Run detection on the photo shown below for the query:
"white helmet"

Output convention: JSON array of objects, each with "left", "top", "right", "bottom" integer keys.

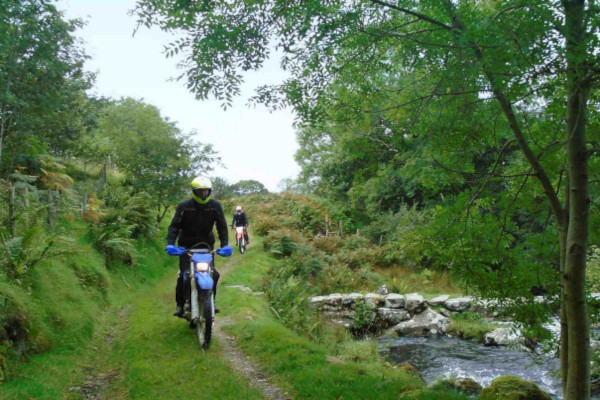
[{"left": 236, "top": 205, "right": 242, "bottom": 212}]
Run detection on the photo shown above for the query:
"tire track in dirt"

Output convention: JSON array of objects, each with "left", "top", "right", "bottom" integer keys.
[
  {"left": 213, "top": 316, "right": 291, "bottom": 400},
  {"left": 215, "top": 254, "right": 291, "bottom": 400}
]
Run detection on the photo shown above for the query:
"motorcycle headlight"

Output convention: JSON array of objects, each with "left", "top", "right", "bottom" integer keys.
[{"left": 195, "top": 262, "right": 210, "bottom": 272}]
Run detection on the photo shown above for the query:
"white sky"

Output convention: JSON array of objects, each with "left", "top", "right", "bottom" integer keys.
[{"left": 54, "top": 0, "right": 300, "bottom": 192}]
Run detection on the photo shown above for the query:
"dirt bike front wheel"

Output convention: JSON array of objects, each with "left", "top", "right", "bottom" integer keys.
[
  {"left": 196, "top": 291, "right": 214, "bottom": 350},
  {"left": 239, "top": 237, "right": 246, "bottom": 254}
]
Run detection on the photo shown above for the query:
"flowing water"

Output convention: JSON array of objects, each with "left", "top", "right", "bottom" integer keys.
[{"left": 379, "top": 336, "right": 563, "bottom": 399}]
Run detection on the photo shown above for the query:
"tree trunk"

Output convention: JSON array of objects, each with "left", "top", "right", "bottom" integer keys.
[{"left": 563, "top": 2, "right": 590, "bottom": 398}]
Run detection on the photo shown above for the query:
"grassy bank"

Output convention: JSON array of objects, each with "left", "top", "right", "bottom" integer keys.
[
  {"left": 0, "top": 227, "right": 262, "bottom": 399},
  {"left": 218, "top": 236, "right": 472, "bottom": 400}
]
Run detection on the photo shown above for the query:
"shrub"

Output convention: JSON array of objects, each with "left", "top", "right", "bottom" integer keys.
[
  {"left": 88, "top": 185, "right": 158, "bottom": 266},
  {"left": 262, "top": 229, "right": 304, "bottom": 258},
  {"left": 587, "top": 245, "right": 600, "bottom": 292},
  {"left": 342, "top": 235, "right": 371, "bottom": 250},
  {"left": 352, "top": 298, "right": 376, "bottom": 333},
  {"left": 290, "top": 202, "right": 325, "bottom": 234},
  {"left": 254, "top": 214, "right": 279, "bottom": 236},
  {"left": 318, "top": 263, "right": 382, "bottom": 294},
  {"left": 311, "top": 236, "right": 344, "bottom": 254},
  {"left": 333, "top": 246, "right": 383, "bottom": 270},
  {"left": 97, "top": 185, "right": 157, "bottom": 239}
]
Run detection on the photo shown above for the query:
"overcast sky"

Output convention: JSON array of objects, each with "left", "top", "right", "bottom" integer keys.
[{"left": 55, "top": 0, "right": 300, "bottom": 192}]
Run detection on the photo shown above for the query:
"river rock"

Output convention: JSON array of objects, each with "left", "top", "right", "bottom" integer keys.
[
  {"left": 439, "top": 308, "right": 456, "bottom": 318},
  {"left": 342, "top": 293, "right": 363, "bottom": 307},
  {"left": 391, "top": 308, "right": 450, "bottom": 336},
  {"left": 309, "top": 296, "right": 326, "bottom": 306},
  {"left": 377, "top": 308, "right": 410, "bottom": 325},
  {"left": 365, "top": 293, "right": 386, "bottom": 307},
  {"left": 444, "top": 296, "right": 474, "bottom": 312},
  {"left": 484, "top": 327, "right": 524, "bottom": 346},
  {"left": 479, "top": 375, "right": 551, "bottom": 400},
  {"left": 384, "top": 293, "right": 405, "bottom": 309},
  {"left": 438, "top": 378, "right": 482, "bottom": 396},
  {"left": 404, "top": 293, "right": 426, "bottom": 313},
  {"left": 394, "top": 362, "right": 425, "bottom": 384},
  {"left": 377, "top": 284, "right": 389, "bottom": 295},
  {"left": 323, "top": 293, "right": 343, "bottom": 306},
  {"left": 471, "top": 298, "right": 501, "bottom": 316},
  {"left": 427, "top": 294, "right": 449, "bottom": 306}
]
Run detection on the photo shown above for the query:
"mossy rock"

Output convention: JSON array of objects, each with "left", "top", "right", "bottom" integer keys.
[
  {"left": 437, "top": 377, "right": 483, "bottom": 396},
  {"left": 394, "top": 362, "right": 426, "bottom": 384},
  {"left": 479, "top": 375, "right": 552, "bottom": 400}
]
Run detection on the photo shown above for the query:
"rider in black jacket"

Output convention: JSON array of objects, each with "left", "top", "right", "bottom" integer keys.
[
  {"left": 167, "top": 176, "right": 229, "bottom": 317},
  {"left": 231, "top": 205, "right": 250, "bottom": 244}
]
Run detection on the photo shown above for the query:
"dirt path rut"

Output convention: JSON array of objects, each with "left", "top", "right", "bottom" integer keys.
[
  {"left": 213, "top": 316, "right": 290, "bottom": 400},
  {"left": 214, "top": 257, "right": 291, "bottom": 400}
]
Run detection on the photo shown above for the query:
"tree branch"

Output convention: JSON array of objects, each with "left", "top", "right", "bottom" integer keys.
[{"left": 369, "top": 0, "right": 458, "bottom": 32}]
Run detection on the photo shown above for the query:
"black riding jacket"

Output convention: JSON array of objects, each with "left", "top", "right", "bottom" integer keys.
[
  {"left": 231, "top": 211, "right": 249, "bottom": 228},
  {"left": 167, "top": 198, "right": 229, "bottom": 249}
]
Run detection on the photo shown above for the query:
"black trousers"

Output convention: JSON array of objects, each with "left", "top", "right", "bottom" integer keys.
[{"left": 175, "top": 253, "right": 220, "bottom": 307}]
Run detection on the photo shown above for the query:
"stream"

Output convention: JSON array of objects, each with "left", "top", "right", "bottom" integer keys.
[{"left": 378, "top": 335, "right": 563, "bottom": 399}]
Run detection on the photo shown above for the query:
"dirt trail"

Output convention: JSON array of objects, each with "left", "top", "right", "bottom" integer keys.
[
  {"left": 214, "top": 258, "right": 291, "bottom": 400},
  {"left": 213, "top": 316, "right": 290, "bottom": 400}
]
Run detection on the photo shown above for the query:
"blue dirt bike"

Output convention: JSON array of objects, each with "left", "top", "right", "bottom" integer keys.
[{"left": 166, "top": 243, "right": 233, "bottom": 349}]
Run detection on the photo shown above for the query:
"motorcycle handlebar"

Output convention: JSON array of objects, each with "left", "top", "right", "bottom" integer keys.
[{"left": 165, "top": 245, "right": 233, "bottom": 257}]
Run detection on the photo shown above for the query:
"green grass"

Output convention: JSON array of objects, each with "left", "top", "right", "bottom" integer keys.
[
  {"left": 219, "top": 237, "right": 473, "bottom": 400},
  {"left": 2, "top": 226, "right": 473, "bottom": 399},
  {"left": 445, "top": 311, "right": 502, "bottom": 341},
  {"left": 102, "top": 277, "right": 263, "bottom": 399},
  {"left": 1, "top": 229, "right": 262, "bottom": 400}
]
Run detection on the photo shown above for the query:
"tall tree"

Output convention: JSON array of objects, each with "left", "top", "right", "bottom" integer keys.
[
  {"left": 230, "top": 179, "right": 268, "bottom": 196},
  {"left": 90, "top": 98, "right": 221, "bottom": 223},
  {"left": 134, "top": 1, "right": 600, "bottom": 397},
  {"left": 0, "top": 0, "right": 89, "bottom": 175}
]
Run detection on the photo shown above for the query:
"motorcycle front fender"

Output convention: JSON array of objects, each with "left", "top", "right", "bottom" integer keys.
[{"left": 195, "top": 271, "right": 214, "bottom": 290}]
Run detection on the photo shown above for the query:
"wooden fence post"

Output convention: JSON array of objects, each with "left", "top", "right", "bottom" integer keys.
[{"left": 81, "top": 194, "right": 88, "bottom": 216}]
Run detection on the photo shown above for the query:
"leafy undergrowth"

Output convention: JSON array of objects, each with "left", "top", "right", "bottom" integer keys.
[{"left": 219, "top": 236, "right": 472, "bottom": 400}]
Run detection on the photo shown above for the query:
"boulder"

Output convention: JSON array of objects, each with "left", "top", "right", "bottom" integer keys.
[
  {"left": 471, "top": 298, "right": 501, "bottom": 316},
  {"left": 365, "top": 293, "right": 386, "bottom": 307},
  {"left": 427, "top": 294, "right": 449, "bottom": 307},
  {"left": 437, "top": 378, "right": 482, "bottom": 396},
  {"left": 384, "top": 293, "right": 405, "bottom": 309},
  {"left": 439, "top": 308, "right": 456, "bottom": 318},
  {"left": 394, "top": 362, "right": 425, "bottom": 384},
  {"left": 342, "top": 293, "right": 364, "bottom": 307},
  {"left": 323, "top": 293, "right": 343, "bottom": 306},
  {"left": 479, "top": 375, "right": 551, "bottom": 400},
  {"left": 392, "top": 308, "right": 450, "bottom": 336},
  {"left": 484, "top": 327, "right": 524, "bottom": 346},
  {"left": 376, "top": 308, "right": 411, "bottom": 325},
  {"left": 404, "top": 293, "right": 426, "bottom": 313},
  {"left": 377, "top": 284, "right": 389, "bottom": 295},
  {"left": 309, "top": 296, "right": 326, "bottom": 306},
  {"left": 444, "top": 296, "right": 474, "bottom": 312}
]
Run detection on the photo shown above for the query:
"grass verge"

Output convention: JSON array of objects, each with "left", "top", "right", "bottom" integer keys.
[{"left": 219, "top": 236, "right": 472, "bottom": 400}]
